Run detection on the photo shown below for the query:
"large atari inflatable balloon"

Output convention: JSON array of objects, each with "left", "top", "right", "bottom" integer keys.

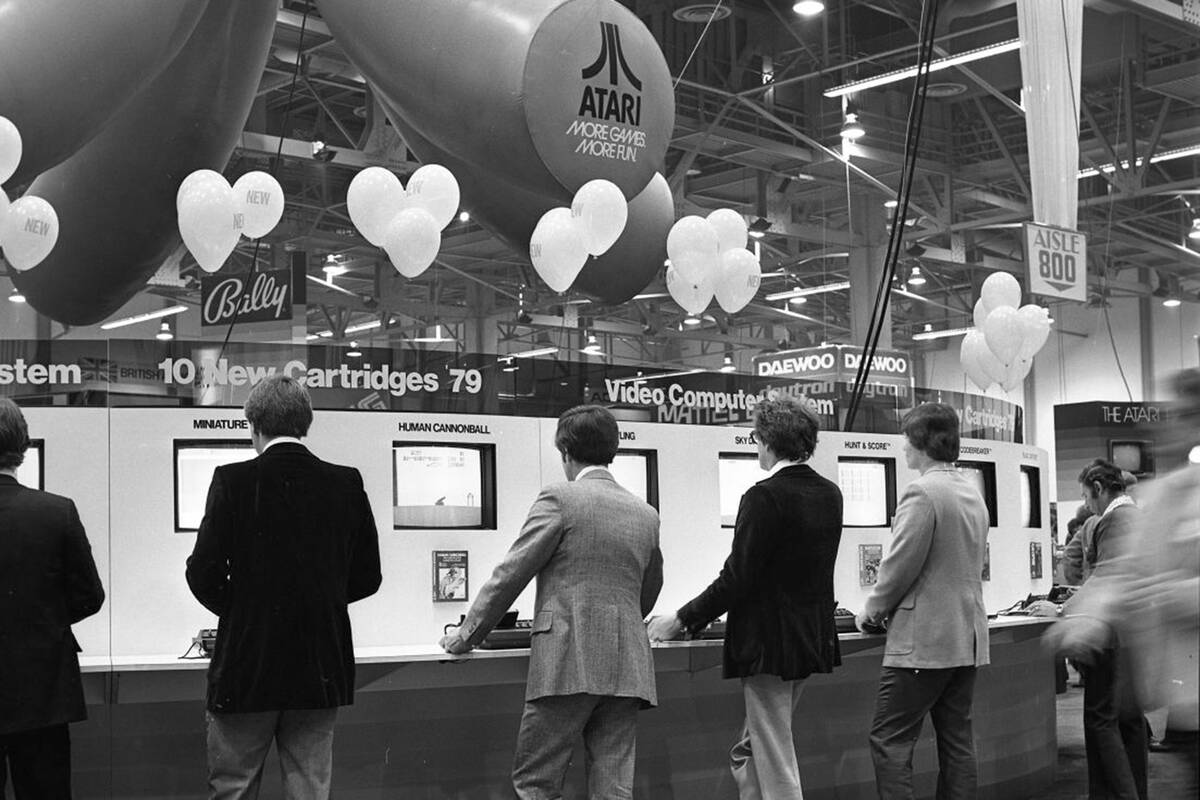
[{"left": 319, "top": 0, "right": 675, "bottom": 303}]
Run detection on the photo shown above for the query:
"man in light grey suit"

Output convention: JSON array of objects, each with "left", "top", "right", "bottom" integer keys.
[
  {"left": 856, "top": 403, "right": 989, "bottom": 800},
  {"left": 440, "top": 404, "right": 663, "bottom": 799}
]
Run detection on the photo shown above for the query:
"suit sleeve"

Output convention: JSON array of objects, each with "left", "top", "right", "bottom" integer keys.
[
  {"left": 863, "top": 483, "right": 935, "bottom": 624},
  {"left": 62, "top": 499, "right": 105, "bottom": 624},
  {"left": 1062, "top": 527, "right": 1086, "bottom": 584},
  {"left": 460, "top": 488, "right": 564, "bottom": 646},
  {"left": 641, "top": 522, "right": 664, "bottom": 618},
  {"left": 186, "top": 467, "right": 233, "bottom": 616},
  {"left": 347, "top": 468, "right": 382, "bottom": 603},
  {"left": 677, "top": 485, "right": 777, "bottom": 634}
]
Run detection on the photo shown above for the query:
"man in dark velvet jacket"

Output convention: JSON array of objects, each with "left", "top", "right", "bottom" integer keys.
[
  {"left": 649, "top": 396, "right": 843, "bottom": 800},
  {"left": 186, "top": 376, "right": 381, "bottom": 799},
  {"left": 0, "top": 398, "right": 105, "bottom": 799}
]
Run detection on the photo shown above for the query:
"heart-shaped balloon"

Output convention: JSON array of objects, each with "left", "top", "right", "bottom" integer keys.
[
  {"left": 348, "top": 166, "right": 406, "bottom": 245},
  {"left": 383, "top": 207, "right": 441, "bottom": 278},
  {"left": 571, "top": 179, "right": 627, "bottom": 256},
  {"left": 177, "top": 175, "right": 238, "bottom": 273},
  {"left": 405, "top": 163, "right": 460, "bottom": 230},
  {"left": 530, "top": 207, "right": 587, "bottom": 293},
  {"left": 233, "top": 171, "right": 284, "bottom": 239},
  {"left": 0, "top": 195, "right": 59, "bottom": 271}
]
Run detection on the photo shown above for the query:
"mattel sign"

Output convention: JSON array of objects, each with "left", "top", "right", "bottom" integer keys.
[{"left": 200, "top": 269, "right": 292, "bottom": 328}]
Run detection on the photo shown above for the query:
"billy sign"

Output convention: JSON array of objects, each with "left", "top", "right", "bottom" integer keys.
[
  {"left": 201, "top": 269, "right": 292, "bottom": 327},
  {"left": 1024, "top": 222, "right": 1086, "bottom": 303}
]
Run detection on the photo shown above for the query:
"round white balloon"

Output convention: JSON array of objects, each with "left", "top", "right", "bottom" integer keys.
[
  {"left": 972, "top": 298, "right": 989, "bottom": 330},
  {"left": 0, "top": 116, "right": 22, "bottom": 185},
  {"left": 0, "top": 195, "right": 58, "bottom": 271},
  {"left": 178, "top": 176, "right": 239, "bottom": 273},
  {"left": 232, "top": 171, "right": 284, "bottom": 239},
  {"left": 530, "top": 207, "right": 588, "bottom": 293},
  {"left": 959, "top": 333, "right": 993, "bottom": 392},
  {"left": 348, "top": 167, "right": 405, "bottom": 245},
  {"left": 982, "top": 305, "right": 1024, "bottom": 364},
  {"left": 1002, "top": 358, "right": 1033, "bottom": 392},
  {"left": 1015, "top": 303, "right": 1052, "bottom": 361},
  {"left": 980, "top": 271, "right": 1021, "bottom": 312},
  {"left": 714, "top": 248, "right": 761, "bottom": 314},
  {"left": 963, "top": 329, "right": 1006, "bottom": 386},
  {"left": 706, "top": 209, "right": 748, "bottom": 253},
  {"left": 177, "top": 170, "right": 226, "bottom": 210},
  {"left": 383, "top": 207, "right": 441, "bottom": 278},
  {"left": 666, "top": 263, "right": 714, "bottom": 316},
  {"left": 666, "top": 215, "right": 721, "bottom": 284},
  {"left": 570, "top": 179, "right": 627, "bottom": 256},
  {"left": 0, "top": 188, "right": 9, "bottom": 219},
  {"left": 405, "top": 164, "right": 460, "bottom": 230}
]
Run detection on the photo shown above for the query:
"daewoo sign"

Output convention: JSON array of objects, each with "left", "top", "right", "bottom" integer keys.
[
  {"left": 201, "top": 269, "right": 292, "bottom": 327},
  {"left": 756, "top": 349, "right": 837, "bottom": 377},
  {"left": 842, "top": 351, "right": 909, "bottom": 377}
]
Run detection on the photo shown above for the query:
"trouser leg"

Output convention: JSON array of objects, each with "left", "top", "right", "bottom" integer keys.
[
  {"left": 928, "top": 667, "right": 978, "bottom": 800},
  {"left": 869, "top": 667, "right": 949, "bottom": 800},
  {"left": 581, "top": 696, "right": 640, "bottom": 800},
  {"left": 732, "top": 674, "right": 806, "bottom": 800},
  {"left": 206, "top": 710, "right": 278, "bottom": 800},
  {"left": 512, "top": 694, "right": 597, "bottom": 800},
  {"left": 276, "top": 708, "right": 338, "bottom": 800},
  {"left": 1081, "top": 650, "right": 1142, "bottom": 800},
  {"left": 5, "top": 724, "right": 73, "bottom": 800}
]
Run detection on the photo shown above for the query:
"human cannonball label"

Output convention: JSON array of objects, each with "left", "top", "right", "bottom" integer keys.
[{"left": 522, "top": 0, "right": 673, "bottom": 196}]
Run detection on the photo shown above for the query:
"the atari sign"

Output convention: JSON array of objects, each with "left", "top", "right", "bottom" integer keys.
[{"left": 522, "top": 2, "right": 673, "bottom": 196}]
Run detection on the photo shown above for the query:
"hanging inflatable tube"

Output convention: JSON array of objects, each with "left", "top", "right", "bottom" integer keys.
[
  {"left": 0, "top": 0, "right": 207, "bottom": 187},
  {"left": 12, "top": 0, "right": 275, "bottom": 325}
]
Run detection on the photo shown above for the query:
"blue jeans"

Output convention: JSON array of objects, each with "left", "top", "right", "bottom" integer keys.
[{"left": 205, "top": 708, "right": 337, "bottom": 800}]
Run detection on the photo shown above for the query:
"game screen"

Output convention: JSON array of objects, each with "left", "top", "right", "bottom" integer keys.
[
  {"left": 837, "top": 457, "right": 895, "bottom": 527},
  {"left": 718, "top": 453, "right": 763, "bottom": 527},
  {"left": 174, "top": 440, "right": 256, "bottom": 531},
  {"left": 393, "top": 442, "right": 496, "bottom": 529},
  {"left": 16, "top": 439, "right": 42, "bottom": 490},
  {"left": 609, "top": 449, "right": 659, "bottom": 508}
]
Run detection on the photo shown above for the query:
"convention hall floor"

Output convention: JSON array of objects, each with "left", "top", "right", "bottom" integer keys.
[{"left": 1030, "top": 684, "right": 1196, "bottom": 799}]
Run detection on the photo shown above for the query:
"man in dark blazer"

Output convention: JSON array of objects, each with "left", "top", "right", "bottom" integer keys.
[
  {"left": 440, "top": 405, "right": 662, "bottom": 800},
  {"left": 649, "top": 396, "right": 843, "bottom": 800},
  {"left": 0, "top": 397, "right": 105, "bottom": 798},
  {"left": 857, "top": 402, "right": 989, "bottom": 800},
  {"left": 186, "top": 376, "right": 381, "bottom": 799}
]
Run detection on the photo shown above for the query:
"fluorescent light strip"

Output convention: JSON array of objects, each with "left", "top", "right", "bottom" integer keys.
[
  {"left": 1078, "top": 143, "right": 1200, "bottom": 178},
  {"left": 911, "top": 326, "right": 973, "bottom": 341},
  {"left": 512, "top": 346, "right": 559, "bottom": 358},
  {"left": 345, "top": 319, "right": 382, "bottom": 334},
  {"left": 764, "top": 281, "right": 851, "bottom": 302},
  {"left": 99, "top": 305, "right": 188, "bottom": 330},
  {"left": 824, "top": 39, "right": 1021, "bottom": 98}
]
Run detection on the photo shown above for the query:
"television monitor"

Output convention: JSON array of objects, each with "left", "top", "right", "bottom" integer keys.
[
  {"left": 609, "top": 449, "right": 659, "bottom": 509},
  {"left": 956, "top": 461, "right": 998, "bottom": 528},
  {"left": 1019, "top": 465, "right": 1042, "bottom": 528},
  {"left": 393, "top": 442, "right": 496, "bottom": 529},
  {"left": 1109, "top": 439, "right": 1154, "bottom": 478},
  {"left": 718, "top": 452, "right": 763, "bottom": 527},
  {"left": 16, "top": 439, "right": 43, "bottom": 490},
  {"left": 174, "top": 440, "right": 257, "bottom": 531},
  {"left": 837, "top": 457, "right": 897, "bottom": 527}
]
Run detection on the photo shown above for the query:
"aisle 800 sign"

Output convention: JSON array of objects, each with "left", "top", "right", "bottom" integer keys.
[{"left": 1024, "top": 222, "right": 1087, "bottom": 303}]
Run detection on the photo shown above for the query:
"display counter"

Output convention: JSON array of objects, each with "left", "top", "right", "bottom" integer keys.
[{"left": 72, "top": 618, "right": 1053, "bottom": 799}]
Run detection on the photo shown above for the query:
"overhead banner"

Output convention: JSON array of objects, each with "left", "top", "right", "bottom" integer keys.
[
  {"left": 201, "top": 268, "right": 293, "bottom": 327},
  {"left": 1025, "top": 222, "right": 1087, "bottom": 303}
]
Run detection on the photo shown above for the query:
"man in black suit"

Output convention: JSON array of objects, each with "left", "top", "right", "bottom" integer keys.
[
  {"left": 186, "top": 376, "right": 381, "bottom": 799},
  {"left": 649, "top": 396, "right": 843, "bottom": 800},
  {"left": 0, "top": 397, "right": 105, "bottom": 798}
]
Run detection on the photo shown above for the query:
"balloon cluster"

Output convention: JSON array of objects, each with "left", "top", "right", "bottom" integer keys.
[
  {"left": 529, "top": 180, "right": 628, "bottom": 292},
  {"left": 176, "top": 169, "right": 284, "bottom": 272},
  {"left": 666, "top": 209, "right": 761, "bottom": 315},
  {"left": 959, "top": 272, "right": 1052, "bottom": 393},
  {"left": 0, "top": 116, "right": 59, "bottom": 272},
  {"left": 348, "top": 164, "right": 461, "bottom": 279}
]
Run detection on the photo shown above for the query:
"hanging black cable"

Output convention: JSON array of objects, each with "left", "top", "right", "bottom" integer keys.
[
  {"left": 215, "top": 3, "right": 311, "bottom": 363},
  {"left": 843, "top": 0, "right": 941, "bottom": 431}
]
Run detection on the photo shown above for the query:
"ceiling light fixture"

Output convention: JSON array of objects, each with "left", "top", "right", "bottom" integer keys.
[
  {"left": 513, "top": 346, "right": 559, "bottom": 358},
  {"left": 720, "top": 355, "right": 736, "bottom": 373},
  {"left": 346, "top": 341, "right": 363, "bottom": 358},
  {"left": 1078, "top": 143, "right": 1200, "bottom": 178},
  {"left": 1163, "top": 296, "right": 1182, "bottom": 308},
  {"left": 410, "top": 323, "right": 454, "bottom": 343},
  {"left": 99, "top": 304, "right": 188, "bottom": 330},
  {"left": 322, "top": 255, "right": 348, "bottom": 278},
  {"left": 581, "top": 333, "right": 604, "bottom": 356},
  {"left": 344, "top": 319, "right": 381, "bottom": 334},
  {"left": 748, "top": 217, "right": 772, "bottom": 239},
  {"left": 884, "top": 199, "right": 899, "bottom": 209},
  {"left": 8, "top": 287, "right": 25, "bottom": 303},
  {"left": 311, "top": 139, "right": 336, "bottom": 162},
  {"left": 789, "top": 295, "right": 807, "bottom": 305},
  {"left": 765, "top": 280, "right": 851, "bottom": 301},
  {"left": 911, "top": 326, "right": 973, "bottom": 341},
  {"left": 908, "top": 266, "right": 927, "bottom": 286},
  {"left": 683, "top": 314, "right": 703, "bottom": 326},
  {"left": 458, "top": 211, "right": 470, "bottom": 223},
  {"left": 792, "top": 1, "right": 825, "bottom": 16},
  {"left": 499, "top": 356, "right": 519, "bottom": 373},
  {"left": 1189, "top": 219, "right": 1200, "bottom": 241},
  {"left": 155, "top": 321, "right": 174, "bottom": 341},
  {"left": 825, "top": 38, "right": 1021, "bottom": 98},
  {"left": 840, "top": 111, "right": 866, "bottom": 140}
]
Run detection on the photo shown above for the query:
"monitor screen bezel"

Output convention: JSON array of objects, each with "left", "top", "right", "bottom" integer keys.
[
  {"left": 391, "top": 440, "right": 497, "bottom": 530},
  {"left": 19, "top": 438, "right": 45, "bottom": 490},
  {"left": 837, "top": 456, "right": 898, "bottom": 528},
  {"left": 1019, "top": 465, "right": 1042, "bottom": 528},
  {"left": 717, "top": 451, "right": 761, "bottom": 529},
  {"left": 613, "top": 448, "right": 660, "bottom": 510},
  {"left": 955, "top": 460, "right": 998, "bottom": 528},
  {"left": 173, "top": 438, "right": 256, "bottom": 532},
  {"left": 1108, "top": 438, "right": 1154, "bottom": 478}
]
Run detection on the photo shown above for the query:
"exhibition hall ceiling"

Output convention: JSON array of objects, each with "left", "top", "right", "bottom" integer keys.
[{"left": 143, "top": 0, "right": 1200, "bottom": 364}]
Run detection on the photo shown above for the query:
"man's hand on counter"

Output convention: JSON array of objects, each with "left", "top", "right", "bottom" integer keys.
[
  {"left": 855, "top": 611, "right": 886, "bottom": 635},
  {"left": 439, "top": 627, "right": 473, "bottom": 655},
  {"left": 647, "top": 614, "right": 684, "bottom": 642}
]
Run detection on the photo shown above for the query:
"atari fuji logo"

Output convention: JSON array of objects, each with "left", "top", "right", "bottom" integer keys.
[{"left": 577, "top": 22, "right": 642, "bottom": 125}]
